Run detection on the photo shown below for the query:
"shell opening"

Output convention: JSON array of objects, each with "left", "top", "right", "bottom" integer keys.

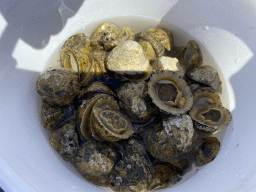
[
  {"left": 101, "top": 110, "right": 127, "bottom": 134},
  {"left": 201, "top": 109, "right": 221, "bottom": 123}
]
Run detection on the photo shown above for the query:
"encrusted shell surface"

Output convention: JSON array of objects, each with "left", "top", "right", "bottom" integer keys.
[
  {"left": 109, "top": 154, "right": 153, "bottom": 192},
  {"left": 91, "top": 23, "right": 134, "bottom": 51},
  {"left": 106, "top": 40, "right": 150, "bottom": 76},
  {"left": 162, "top": 114, "right": 195, "bottom": 153},
  {"left": 91, "top": 107, "right": 134, "bottom": 142},
  {"left": 117, "top": 81, "right": 156, "bottom": 123},
  {"left": 149, "top": 162, "right": 181, "bottom": 190},
  {"left": 145, "top": 122, "right": 190, "bottom": 162},
  {"left": 136, "top": 31, "right": 165, "bottom": 57},
  {"left": 187, "top": 65, "right": 222, "bottom": 93},
  {"left": 189, "top": 103, "right": 232, "bottom": 132},
  {"left": 36, "top": 68, "right": 80, "bottom": 106},
  {"left": 180, "top": 40, "right": 203, "bottom": 72},
  {"left": 193, "top": 87, "right": 222, "bottom": 107},
  {"left": 148, "top": 28, "right": 174, "bottom": 51},
  {"left": 62, "top": 33, "right": 91, "bottom": 53},
  {"left": 138, "top": 39, "right": 157, "bottom": 61},
  {"left": 123, "top": 136, "right": 147, "bottom": 156},
  {"left": 152, "top": 56, "right": 185, "bottom": 78},
  {"left": 73, "top": 140, "right": 121, "bottom": 186},
  {"left": 148, "top": 70, "right": 193, "bottom": 115},
  {"left": 41, "top": 101, "right": 65, "bottom": 130},
  {"left": 49, "top": 121, "right": 78, "bottom": 162},
  {"left": 194, "top": 137, "right": 220, "bottom": 167}
]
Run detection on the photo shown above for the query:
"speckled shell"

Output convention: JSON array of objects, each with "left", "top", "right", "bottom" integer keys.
[
  {"left": 117, "top": 81, "right": 156, "bottom": 123},
  {"left": 187, "top": 65, "right": 222, "bottom": 93},
  {"left": 109, "top": 153, "right": 153, "bottom": 192},
  {"left": 73, "top": 140, "right": 121, "bottom": 187},
  {"left": 49, "top": 121, "right": 78, "bottom": 162},
  {"left": 36, "top": 67, "right": 80, "bottom": 106}
]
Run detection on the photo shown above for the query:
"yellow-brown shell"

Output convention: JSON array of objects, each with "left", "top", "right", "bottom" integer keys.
[
  {"left": 79, "top": 81, "right": 116, "bottom": 100},
  {"left": 189, "top": 103, "right": 232, "bottom": 132},
  {"left": 62, "top": 33, "right": 91, "bottom": 53},
  {"left": 136, "top": 31, "right": 165, "bottom": 57},
  {"left": 180, "top": 40, "right": 203, "bottom": 72},
  {"left": 148, "top": 28, "right": 174, "bottom": 51},
  {"left": 193, "top": 87, "right": 222, "bottom": 107},
  {"left": 91, "top": 107, "right": 134, "bottom": 142},
  {"left": 90, "top": 50, "right": 108, "bottom": 75},
  {"left": 194, "top": 137, "right": 220, "bottom": 167},
  {"left": 91, "top": 23, "right": 134, "bottom": 51},
  {"left": 138, "top": 39, "right": 157, "bottom": 61},
  {"left": 77, "top": 94, "right": 117, "bottom": 140},
  {"left": 149, "top": 162, "right": 181, "bottom": 190},
  {"left": 148, "top": 70, "right": 193, "bottom": 115}
]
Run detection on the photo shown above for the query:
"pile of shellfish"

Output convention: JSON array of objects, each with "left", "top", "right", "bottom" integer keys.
[{"left": 36, "top": 22, "right": 232, "bottom": 192}]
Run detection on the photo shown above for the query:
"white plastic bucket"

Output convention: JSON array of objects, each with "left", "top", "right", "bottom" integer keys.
[{"left": 0, "top": 0, "right": 255, "bottom": 191}]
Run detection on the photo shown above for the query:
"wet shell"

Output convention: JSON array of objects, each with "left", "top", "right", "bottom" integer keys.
[
  {"left": 62, "top": 33, "right": 91, "bottom": 53},
  {"left": 149, "top": 162, "right": 181, "bottom": 190},
  {"left": 60, "top": 47, "right": 78, "bottom": 72},
  {"left": 41, "top": 101, "right": 65, "bottom": 130},
  {"left": 109, "top": 153, "right": 153, "bottom": 192},
  {"left": 194, "top": 137, "right": 220, "bottom": 167},
  {"left": 145, "top": 123, "right": 181, "bottom": 162},
  {"left": 91, "top": 107, "right": 134, "bottom": 142},
  {"left": 148, "top": 70, "right": 193, "bottom": 115},
  {"left": 148, "top": 28, "right": 174, "bottom": 51},
  {"left": 187, "top": 65, "right": 222, "bottom": 93},
  {"left": 117, "top": 81, "right": 156, "bottom": 123},
  {"left": 180, "top": 40, "right": 203, "bottom": 72},
  {"left": 90, "top": 50, "right": 108, "bottom": 75},
  {"left": 123, "top": 136, "right": 147, "bottom": 156},
  {"left": 91, "top": 23, "right": 134, "bottom": 51},
  {"left": 189, "top": 103, "right": 232, "bottom": 132},
  {"left": 49, "top": 121, "right": 78, "bottom": 162},
  {"left": 77, "top": 94, "right": 117, "bottom": 140},
  {"left": 136, "top": 31, "right": 165, "bottom": 57},
  {"left": 138, "top": 39, "right": 157, "bottom": 61},
  {"left": 193, "top": 87, "right": 222, "bottom": 107},
  {"left": 79, "top": 81, "right": 116, "bottom": 101},
  {"left": 162, "top": 114, "right": 195, "bottom": 153},
  {"left": 73, "top": 140, "right": 121, "bottom": 187},
  {"left": 36, "top": 67, "right": 80, "bottom": 106},
  {"left": 152, "top": 56, "right": 185, "bottom": 78}
]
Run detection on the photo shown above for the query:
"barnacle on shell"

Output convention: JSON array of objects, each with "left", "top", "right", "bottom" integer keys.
[
  {"left": 189, "top": 103, "right": 232, "bottom": 132},
  {"left": 148, "top": 70, "right": 193, "bottom": 115}
]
